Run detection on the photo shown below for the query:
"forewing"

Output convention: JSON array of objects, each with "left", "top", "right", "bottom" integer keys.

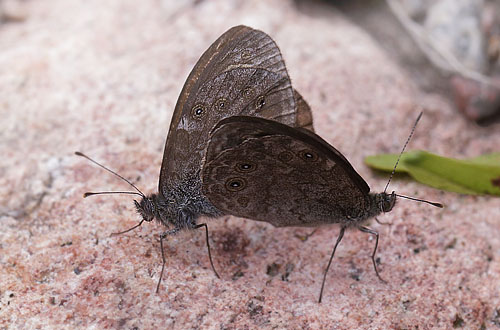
[{"left": 159, "top": 26, "right": 313, "bottom": 195}]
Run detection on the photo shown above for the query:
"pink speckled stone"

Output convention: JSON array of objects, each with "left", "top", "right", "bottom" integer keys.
[{"left": 1, "top": 0, "right": 499, "bottom": 329}]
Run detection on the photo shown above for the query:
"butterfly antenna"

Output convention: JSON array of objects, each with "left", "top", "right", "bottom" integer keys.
[
  {"left": 383, "top": 112, "right": 423, "bottom": 194},
  {"left": 83, "top": 191, "right": 144, "bottom": 198},
  {"left": 380, "top": 113, "right": 443, "bottom": 209},
  {"left": 396, "top": 194, "right": 443, "bottom": 208},
  {"left": 75, "top": 151, "right": 145, "bottom": 198}
]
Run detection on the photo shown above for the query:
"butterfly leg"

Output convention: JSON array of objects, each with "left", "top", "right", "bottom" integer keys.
[
  {"left": 318, "top": 226, "right": 346, "bottom": 303},
  {"left": 375, "top": 217, "right": 392, "bottom": 226},
  {"left": 110, "top": 219, "right": 146, "bottom": 236},
  {"left": 156, "top": 227, "right": 180, "bottom": 293},
  {"left": 194, "top": 223, "right": 220, "bottom": 279},
  {"left": 295, "top": 228, "right": 319, "bottom": 241},
  {"left": 358, "top": 226, "right": 387, "bottom": 284}
]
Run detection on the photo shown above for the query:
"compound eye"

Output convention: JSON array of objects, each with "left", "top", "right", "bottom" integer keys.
[{"left": 382, "top": 192, "right": 396, "bottom": 212}]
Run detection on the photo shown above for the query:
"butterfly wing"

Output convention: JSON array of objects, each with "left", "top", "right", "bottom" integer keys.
[
  {"left": 294, "top": 89, "right": 314, "bottom": 132},
  {"left": 201, "top": 116, "right": 370, "bottom": 227},
  {"left": 159, "top": 26, "right": 313, "bottom": 195}
]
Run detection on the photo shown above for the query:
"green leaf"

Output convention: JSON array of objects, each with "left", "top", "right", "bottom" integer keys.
[
  {"left": 467, "top": 153, "right": 500, "bottom": 165},
  {"left": 364, "top": 151, "right": 500, "bottom": 196}
]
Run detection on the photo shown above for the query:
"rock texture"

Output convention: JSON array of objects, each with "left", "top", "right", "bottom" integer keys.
[{"left": 1, "top": 0, "right": 499, "bottom": 329}]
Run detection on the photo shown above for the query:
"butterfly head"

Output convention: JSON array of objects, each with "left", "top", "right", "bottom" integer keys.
[
  {"left": 377, "top": 191, "right": 396, "bottom": 213},
  {"left": 135, "top": 195, "right": 158, "bottom": 223}
]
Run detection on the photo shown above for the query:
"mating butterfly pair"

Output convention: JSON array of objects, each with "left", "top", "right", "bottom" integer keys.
[{"left": 78, "top": 25, "right": 440, "bottom": 303}]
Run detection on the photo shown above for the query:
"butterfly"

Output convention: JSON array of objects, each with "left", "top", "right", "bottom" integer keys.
[
  {"left": 200, "top": 114, "right": 442, "bottom": 302},
  {"left": 77, "top": 25, "right": 314, "bottom": 292}
]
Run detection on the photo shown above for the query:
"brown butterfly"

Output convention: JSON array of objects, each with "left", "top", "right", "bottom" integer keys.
[
  {"left": 77, "top": 25, "right": 314, "bottom": 292},
  {"left": 200, "top": 115, "right": 442, "bottom": 302}
]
